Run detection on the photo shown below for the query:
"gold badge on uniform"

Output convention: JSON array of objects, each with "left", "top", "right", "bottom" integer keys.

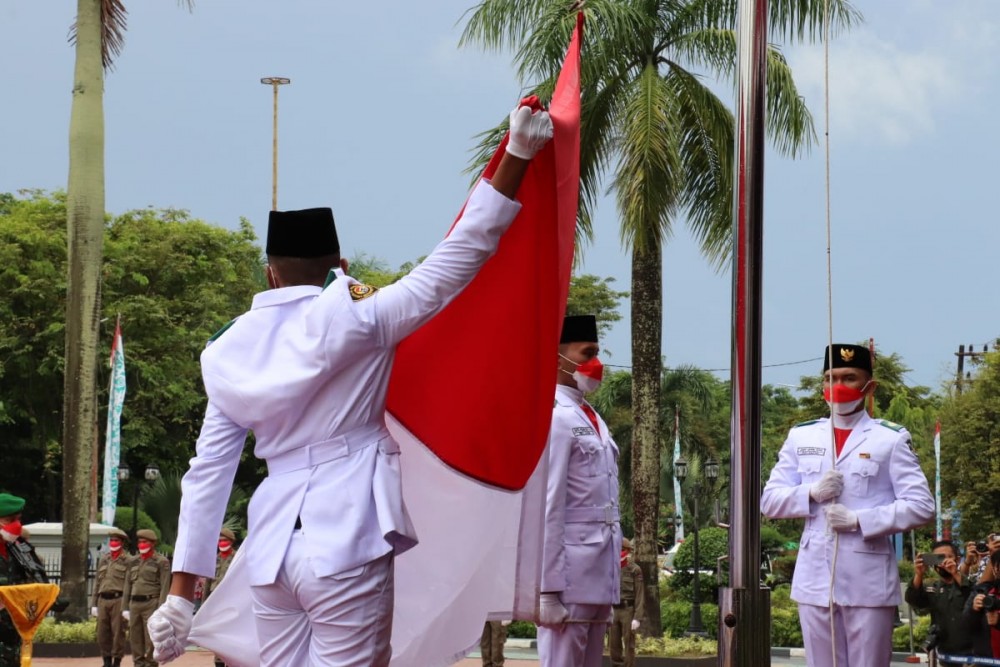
[
  {"left": 858, "top": 452, "right": 871, "bottom": 459},
  {"left": 350, "top": 284, "right": 378, "bottom": 301},
  {"left": 840, "top": 347, "right": 855, "bottom": 362}
]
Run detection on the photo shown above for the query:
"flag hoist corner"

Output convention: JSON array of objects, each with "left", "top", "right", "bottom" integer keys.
[{"left": 387, "top": 14, "right": 583, "bottom": 667}]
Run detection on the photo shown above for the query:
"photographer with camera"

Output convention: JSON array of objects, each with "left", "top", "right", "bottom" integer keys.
[
  {"left": 906, "top": 541, "right": 974, "bottom": 663},
  {"left": 964, "top": 548, "right": 1000, "bottom": 659},
  {"left": 960, "top": 541, "right": 983, "bottom": 586}
]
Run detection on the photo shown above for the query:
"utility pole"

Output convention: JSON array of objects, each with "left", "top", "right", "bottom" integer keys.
[
  {"left": 955, "top": 343, "right": 989, "bottom": 394},
  {"left": 260, "top": 77, "right": 291, "bottom": 211}
]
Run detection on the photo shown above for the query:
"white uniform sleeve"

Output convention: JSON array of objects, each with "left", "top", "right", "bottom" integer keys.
[
  {"left": 367, "top": 179, "right": 521, "bottom": 348},
  {"left": 540, "top": 411, "right": 572, "bottom": 594},
  {"left": 172, "top": 401, "right": 248, "bottom": 577},
  {"left": 760, "top": 434, "right": 813, "bottom": 520},
  {"left": 856, "top": 430, "right": 934, "bottom": 538}
]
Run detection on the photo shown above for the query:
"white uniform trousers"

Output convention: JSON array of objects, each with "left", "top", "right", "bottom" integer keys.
[
  {"left": 799, "top": 603, "right": 894, "bottom": 667},
  {"left": 250, "top": 531, "right": 394, "bottom": 667},
  {"left": 537, "top": 603, "right": 611, "bottom": 667}
]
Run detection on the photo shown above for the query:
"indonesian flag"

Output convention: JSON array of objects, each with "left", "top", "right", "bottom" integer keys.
[{"left": 388, "top": 16, "right": 582, "bottom": 665}]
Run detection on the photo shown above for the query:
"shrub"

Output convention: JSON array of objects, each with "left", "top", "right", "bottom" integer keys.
[
  {"left": 659, "top": 600, "right": 719, "bottom": 639},
  {"left": 893, "top": 614, "right": 930, "bottom": 651},
  {"left": 34, "top": 618, "right": 97, "bottom": 643},
  {"left": 636, "top": 633, "right": 717, "bottom": 656},
  {"left": 506, "top": 620, "right": 536, "bottom": 639}
]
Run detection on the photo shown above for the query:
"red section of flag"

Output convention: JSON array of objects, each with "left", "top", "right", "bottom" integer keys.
[{"left": 387, "top": 15, "right": 583, "bottom": 491}]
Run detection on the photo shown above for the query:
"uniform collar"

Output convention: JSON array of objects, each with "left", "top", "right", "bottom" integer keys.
[
  {"left": 555, "top": 384, "right": 584, "bottom": 406},
  {"left": 251, "top": 285, "right": 322, "bottom": 310}
]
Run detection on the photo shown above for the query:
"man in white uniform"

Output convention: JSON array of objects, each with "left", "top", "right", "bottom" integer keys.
[
  {"left": 761, "top": 343, "right": 934, "bottom": 667},
  {"left": 537, "top": 314, "right": 622, "bottom": 667},
  {"left": 146, "top": 102, "right": 553, "bottom": 667}
]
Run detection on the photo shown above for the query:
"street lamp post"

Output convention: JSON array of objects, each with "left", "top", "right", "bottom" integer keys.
[
  {"left": 116, "top": 464, "right": 160, "bottom": 552},
  {"left": 260, "top": 76, "right": 291, "bottom": 211},
  {"left": 676, "top": 457, "right": 717, "bottom": 637}
]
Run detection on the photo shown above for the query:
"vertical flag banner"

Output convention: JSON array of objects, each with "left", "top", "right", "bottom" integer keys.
[
  {"left": 102, "top": 318, "right": 126, "bottom": 526},
  {"left": 934, "top": 419, "right": 942, "bottom": 540},
  {"left": 674, "top": 407, "right": 685, "bottom": 544}
]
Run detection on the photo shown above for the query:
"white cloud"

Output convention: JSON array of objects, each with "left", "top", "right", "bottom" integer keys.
[{"left": 787, "top": 30, "right": 960, "bottom": 147}]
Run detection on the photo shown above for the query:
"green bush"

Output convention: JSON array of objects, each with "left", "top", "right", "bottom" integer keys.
[
  {"left": 506, "top": 620, "right": 536, "bottom": 639},
  {"left": 113, "top": 507, "right": 159, "bottom": 540},
  {"left": 636, "top": 633, "right": 717, "bottom": 656},
  {"left": 659, "top": 600, "right": 719, "bottom": 639},
  {"left": 34, "top": 618, "right": 97, "bottom": 643},
  {"left": 893, "top": 614, "right": 930, "bottom": 651},
  {"left": 769, "top": 587, "right": 803, "bottom": 647}
]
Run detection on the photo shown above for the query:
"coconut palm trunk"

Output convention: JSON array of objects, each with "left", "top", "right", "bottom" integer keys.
[
  {"left": 630, "top": 242, "right": 663, "bottom": 632},
  {"left": 61, "top": 0, "right": 106, "bottom": 620}
]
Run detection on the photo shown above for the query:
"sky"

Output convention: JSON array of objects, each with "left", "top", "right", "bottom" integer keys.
[{"left": 2, "top": 1, "right": 997, "bottom": 396}]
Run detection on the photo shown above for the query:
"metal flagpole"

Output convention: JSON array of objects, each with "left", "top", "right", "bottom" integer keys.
[
  {"left": 260, "top": 76, "right": 291, "bottom": 211},
  {"left": 718, "top": 0, "right": 770, "bottom": 664}
]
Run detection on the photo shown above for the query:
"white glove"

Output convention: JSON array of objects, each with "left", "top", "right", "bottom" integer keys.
[
  {"left": 809, "top": 470, "right": 844, "bottom": 503},
  {"left": 538, "top": 592, "right": 569, "bottom": 628},
  {"left": 90, "top": 606, "right": 98, "bottom": 618},
  {"left": 500, "top": 620, "right": 511, "bottom": 626},
  {"left": 506, "top": 105, "right": 553, "bottom": 160},
  {"left": 147, "top": 595, "right": 195, "bottom": 664},
  {"left": 631, "top": 619, "right": 640, "bottom": 631},
  {"left": 121, "top": 610, "right": 130, "bottom": 622},
  {"left": 825, "top": 503, "right": 858, "bottom": 532}
]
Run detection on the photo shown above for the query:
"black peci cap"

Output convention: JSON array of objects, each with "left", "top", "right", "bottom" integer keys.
[
  {"left": 266, "top": 207, "right": 339, "bottom": 258},
  {"left": 560, "top": 315, "right": 598, "bottom": 344},
  {"left": 822, "top": 344, "right": 873, "bottom": 374}
]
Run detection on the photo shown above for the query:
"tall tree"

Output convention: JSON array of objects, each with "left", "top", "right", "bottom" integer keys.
[
  {"left": 460, "top": 0, "right": 858, "bottom": 631},
  {"left": 61, "top": 0, "right": 193, "bottom": 619}
]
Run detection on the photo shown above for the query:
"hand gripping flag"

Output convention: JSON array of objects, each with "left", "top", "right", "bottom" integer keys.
[
  {"left": 188, "top": 16, "right": 582, "bottom": 667},
  {"left": 387, "top": 15, "right": 582, "bottom": 666}
]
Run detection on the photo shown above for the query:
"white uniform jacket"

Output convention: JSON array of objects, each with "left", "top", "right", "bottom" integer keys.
[
  {"left": 172, "top": 180, "right": 521, "bottom": 586},
  {"left": 541, "top": 385, "right": 622, "bottom": 605},
  {"left": 760, "top": 413, "right": 934, "bottom": 607}
]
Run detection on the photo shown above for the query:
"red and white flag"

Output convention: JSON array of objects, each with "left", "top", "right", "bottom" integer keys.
[{"left": 388, "top": 16, "right": 582, "bottom": 665}]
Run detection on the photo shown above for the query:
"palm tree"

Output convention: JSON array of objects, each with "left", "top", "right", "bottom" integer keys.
[
  {"left": 460, "top": 0, "right": 858, "bottom": 631},
  {"left": 61, "top": 0, "right": 191, "bottom": 620}
]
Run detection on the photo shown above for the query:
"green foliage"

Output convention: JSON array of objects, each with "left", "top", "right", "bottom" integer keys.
[
  {"left": 658, "top": 600, "right": 718, "bottom": 639},
  {"left": 506, "top": 620, "right": 536, "bottom": 639},
  {"left": 893, "top": 613, "right": 930, "bottom": 651},
  {"left": 769, "top": 585, "right": 804, "bottom": 648},
  {"left": 636, "top": 633, "right": 717, "bottom": 656},
  {"left": 673, "top": 527, "right": 728, "bottom": 571},
  {"left": 938, "top": 349, "right": 1000, "bottom": 535},
  {"left": 564, "top": 274, "right": 628, "bottom": 338},
  {"left": 0, "top": 192, "right": 263, "bottom": 519},
  {"left": 113, "top": 506, "right": 157, "bottom": 538},
  {"left": 34, "top": 618, "right": 97, "bottom": 643}
]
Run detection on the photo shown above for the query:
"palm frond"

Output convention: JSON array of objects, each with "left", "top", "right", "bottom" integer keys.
[
  {"left": 663, "top": 66, "right": 733, "bottom": 270},
  {"left": 69, "top": 0, "right": 128, "bottom": 71},
  {"left": 710, "top": 0, "right": 861, "bottom": 43},
  {"left": 614, "top": 63, "right": 682, "bottom": 254},
  {"left": 765, "top": 45, "right": 816, "bottom": 158}
]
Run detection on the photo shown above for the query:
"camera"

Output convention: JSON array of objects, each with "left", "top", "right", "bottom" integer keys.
[
  {"left": 922, "top": 553, "right": 945, "bottom": 568},
  {"left": 982, "top": 594, "right": 1000, "bottom": 612},
  {"left": 977, "top": 541, "right": 989, "bottom": 554}
]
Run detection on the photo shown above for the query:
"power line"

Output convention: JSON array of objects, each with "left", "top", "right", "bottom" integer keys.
[{"left": 604, "top": 356, "right": 824, "bottom": 374}]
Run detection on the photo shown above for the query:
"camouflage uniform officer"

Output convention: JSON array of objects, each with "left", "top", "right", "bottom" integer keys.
[
  {"left": 91, "top": 528, "right": 133, "bottom": 667},
  {"left": 204, "top": 528, "right": 237, "bottom": 667},
  {"left": 479, "top": 620, "right": 507, "bottom": 667},
  {"left": 122, "top": 529, "right": 171, "bottom": 667},
  {"left": 609, "top": 538, "right": 645, "bottom": 667}
]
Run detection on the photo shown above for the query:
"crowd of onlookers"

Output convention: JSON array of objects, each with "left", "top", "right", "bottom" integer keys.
[{"left": 906, "top": 532, "right": 1000, "bottom": 664}]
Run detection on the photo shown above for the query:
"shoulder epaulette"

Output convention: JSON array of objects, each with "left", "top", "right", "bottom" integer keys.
[
  {"left": 877, "top": 419, "right": 906, "bottom": 432},
  {"left": 793, "top": 419, "right": 822, "bottom": 429},
  {"left": 208, "top": 318, "right": 237, "bottom": 343},
  {"left": 349, "top": 284, "right": 378, "bottom": 301}
]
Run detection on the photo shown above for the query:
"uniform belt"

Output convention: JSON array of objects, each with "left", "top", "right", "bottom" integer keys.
[
  {"left": 564, "top": 506, "right": 620, "bottom": 525},
  {"left": 613, "top": 599, "right": 634, "bottom": 608},
  {"left": 99, "top": 591, "right": 123, "bottom": 599},
  {"left": 130, "top": 595, "right": 155, "bottom": 602},
  {"left": 266, "top": 424, "right": 392, "bottom": 476}
]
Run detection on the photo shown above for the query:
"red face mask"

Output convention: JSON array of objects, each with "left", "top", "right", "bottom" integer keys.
[
  {"left": 620, "top": 550, "right": 629, "bottom": 567},
  {"left": 108, "top": 538, "right": 123, "bottom": 552},
  {"left": 822, "top": 384, "right": 866, "bottom": 404},
  {"left": 218, "top": 539, "right": 233, "bottom": 552}
]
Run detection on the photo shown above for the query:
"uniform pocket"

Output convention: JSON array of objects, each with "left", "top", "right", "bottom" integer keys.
[
  {"left": 572, "top": 438, "right": 603, "bottom": 478},
  {"left": 847, "top": 459, "right": 880, "bottom": 496},
  {"left": 796, "top": 458, "right": 823, "bottom": 482}
]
